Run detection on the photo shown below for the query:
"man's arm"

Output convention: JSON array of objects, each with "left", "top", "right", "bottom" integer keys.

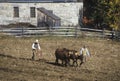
[
  {"left": 80, "top": 48, "right": 83, "bottom": 55},
  {"left": 86, "top": 48, "right": 90, "bottom": 56},
  {"left": 38, "top": 43, "right": 41, "bottom": 50},
  {"left": 32, "top": 43, "right": 36, "bottom": 49}
]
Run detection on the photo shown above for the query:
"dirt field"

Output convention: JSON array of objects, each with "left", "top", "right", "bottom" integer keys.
[{"left": 0, "top": 35, "right": 120, "bottom": 81}]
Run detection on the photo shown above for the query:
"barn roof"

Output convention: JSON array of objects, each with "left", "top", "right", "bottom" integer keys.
[
  {"left": 0, "top": 0, "right": 78, "bottom": 3},
  {"left": 37, "top": 7, "right": 61, "bottom": 20}
]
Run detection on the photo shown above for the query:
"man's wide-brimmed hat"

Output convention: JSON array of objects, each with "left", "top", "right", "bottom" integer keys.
[{"left": 35, "top": 39, "right": 38, "bottom": 43}]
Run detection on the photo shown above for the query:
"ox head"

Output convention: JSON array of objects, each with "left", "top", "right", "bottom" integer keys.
[{"left": 69, "top": 50, "right": 78, "bottom": 56}]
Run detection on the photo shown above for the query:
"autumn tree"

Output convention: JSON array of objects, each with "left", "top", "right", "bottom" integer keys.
[{"left": 83, "top": 0, "right": 120, "bottom": 30}]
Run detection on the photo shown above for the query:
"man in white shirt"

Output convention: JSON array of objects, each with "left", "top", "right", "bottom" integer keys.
[
  {"left": 32, "top": 39, "right": 42, "bottom": 60},
  {"left": 80, "top": 45, "right": 90, "bottom": 62}
]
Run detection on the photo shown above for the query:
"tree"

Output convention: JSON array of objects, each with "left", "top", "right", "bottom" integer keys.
[
  {"left": 83, "top": 0, "right": 120, "bottom": 30},
  {"left": 106, "top": 0, "right": 120, "bottom": 30}
]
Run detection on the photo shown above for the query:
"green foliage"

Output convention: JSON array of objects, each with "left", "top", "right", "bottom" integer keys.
[
  {"left": 84, "top": 0, "right": 120, "bottom": 30},
  {"left": 107, "top": 0, "right": 120, "bottom": 30}
]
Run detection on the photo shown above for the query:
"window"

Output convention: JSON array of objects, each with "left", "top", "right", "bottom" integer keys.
[
  {"left": 30, "top": 7, "right": 36, "bottom": 18},
  {"left": 14, "top": 7, "right": 19, "bottom": 17}
]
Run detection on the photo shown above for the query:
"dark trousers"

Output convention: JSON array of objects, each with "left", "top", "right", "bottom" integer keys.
[{"left": 32, "top": 49, "right": 42, "bottom": 60}]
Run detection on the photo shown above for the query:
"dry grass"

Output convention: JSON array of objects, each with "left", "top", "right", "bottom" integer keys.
[{"left": 0, "top": 34, "right": 120, "bottom": 81}]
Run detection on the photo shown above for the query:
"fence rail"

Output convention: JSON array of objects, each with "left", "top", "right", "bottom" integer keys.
[{"left": 0, "top": 27, "right": 120, "bottom": 40}]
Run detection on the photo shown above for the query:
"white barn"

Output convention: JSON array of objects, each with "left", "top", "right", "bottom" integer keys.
[{"left": 0, "top": 0, "right": 83, "bottom": 27}]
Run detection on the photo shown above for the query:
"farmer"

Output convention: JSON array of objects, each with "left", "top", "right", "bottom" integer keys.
[
  {"left": 80, "top": 45, "right": 90, "bottom": 62},
  {"left": 32, "top": 39, "right": 42, "bottom": 60}
]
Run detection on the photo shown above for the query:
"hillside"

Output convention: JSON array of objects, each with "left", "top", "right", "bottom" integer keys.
[{"left": 0, "top": 35, "right": 120, "bottom": 81}]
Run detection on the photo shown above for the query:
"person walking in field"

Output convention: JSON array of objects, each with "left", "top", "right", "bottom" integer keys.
[
  {"left": 32, "top": 39, "right": 42, "bottom": 60},
  {"left": 80, "top": 45, "right": 90, "bottom": 62}
]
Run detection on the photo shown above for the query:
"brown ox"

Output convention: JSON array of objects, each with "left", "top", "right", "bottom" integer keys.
[
  {"left": 69, "top": 50, "right": 79, "bottom": 66},
  {"left": 55, "top": 48, "right": 84, "bottom": 67},
  {"left": 78, "top": 54, "right": 84, "bottom": 66},
  {"left": 55, "top": 48, "right": 70, "bottom": 66},
  {"left": 69, "top": 50, "right": 84, "bottom": 66}
]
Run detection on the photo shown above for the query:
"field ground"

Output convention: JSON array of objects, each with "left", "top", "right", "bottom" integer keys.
[{"left": 0, "top": 34, "right": 120, "bottom": 81}]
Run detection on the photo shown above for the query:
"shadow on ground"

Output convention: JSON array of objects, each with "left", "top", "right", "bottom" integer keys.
[
  {"left": 46, "top": 61, "right": 63, "bottom": 67},
  {"left": 0, "top": 53, "right": 48, "bottom": 62}
]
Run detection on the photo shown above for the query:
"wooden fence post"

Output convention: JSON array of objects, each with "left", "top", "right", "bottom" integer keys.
[
  {"left": 49, "top": 26, "right": 51, "bottom": 36},
  {"left": 22, "top": 27, "right": 24, "bottom": 37},
  {"left": 102, "top": 28, "right": 105, "bottom": 38},
  {"left": 75, "top": 26, "right": 77, "bottom": 38}
]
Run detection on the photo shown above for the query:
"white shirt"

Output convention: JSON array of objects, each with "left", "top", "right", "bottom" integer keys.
[
  {"left": 32, "top": 42, "right": 41, "bottom": 50},
  {"left": 80, "top": 47, "right": 90, "bottom": 56}
]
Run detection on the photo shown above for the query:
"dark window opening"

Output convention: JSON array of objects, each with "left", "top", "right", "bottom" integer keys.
[
  {"left": 14, "top": 7, "right": 19, "bottom": 17},
  {"left": 30, "top": 7, "right": 36, "bottom": 18}
]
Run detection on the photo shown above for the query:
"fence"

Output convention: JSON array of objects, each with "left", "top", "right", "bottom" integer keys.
[{"left": 0, "top": 27, "right": 120, "bottom": 40}]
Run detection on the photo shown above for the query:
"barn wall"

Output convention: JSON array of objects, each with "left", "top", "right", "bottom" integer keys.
[{"left": 0, "top": 3, "right": 83, "bottom": 27}]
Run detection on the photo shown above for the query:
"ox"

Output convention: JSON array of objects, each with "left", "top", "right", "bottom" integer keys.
[
  {"left": 69, "top": 50, "right": 84, "bottom": 66},
  {"left": 78, "top": 54, "right": 84, "bottom": 66},
  {"left": 55, "top": 48, "right": 70, "bottom": 66},
  {"left": 55, "top": 48, "right": 84, "bottom": 67},
  {"left": 69, "top": 50, "right": 79, "bottom": 66}
]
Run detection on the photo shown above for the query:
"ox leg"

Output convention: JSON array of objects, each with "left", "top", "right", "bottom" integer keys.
[
  {"left": 72, "top": 60, "right": 75, "bottom": 66},
  {"left": 75, "top": 59, "right": 78, "bottom": 66},
  {"left": 65, "top": 59, "right": 69, "bottom": 67},
  {"left": 62, "top": 60, "right": 64, "bottom": 65},
  {"left": 58, "top": 60, "right": 64, "bottom": 66},
  {"left": 80, "top": 61, "right": 84, "bottom": 66},
  {"left": 67, "top": 58, "right": 71, "bottom": 66},
  {"left": 80, "top": 58, "right": 84, "bottom": 66},
  {"left": 79, "top": 55, "right": 84, "bottom": 66},
  {"left": 72, "top": 58, "right": 75, "bottom": 66},
  {"left": 67, "top": 58, "right": 70, "bottom": 66},
  {"left": 55, "top": 58, "right": 58, "bottom": 64},
  {"left": 72, "top": 59, "right": 78, "bottom": 67}
]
